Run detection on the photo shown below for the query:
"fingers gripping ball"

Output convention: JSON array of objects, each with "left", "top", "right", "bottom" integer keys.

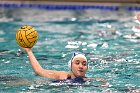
[{"left": 16, "top": 25, "right": 38, "bottom": 48}]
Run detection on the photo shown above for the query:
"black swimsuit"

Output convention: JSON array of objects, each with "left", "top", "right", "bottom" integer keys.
[{"left": 52, "top": 76, "right": 86, "bottom": 84}]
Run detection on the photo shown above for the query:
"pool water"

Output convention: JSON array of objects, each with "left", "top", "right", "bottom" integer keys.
[{"left": 0, "top": 7, "right": 140, "bottom": 93}]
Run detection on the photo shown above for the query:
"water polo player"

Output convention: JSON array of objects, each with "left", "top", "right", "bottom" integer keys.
[{"left": 20, "top": 47, "right": 107, "bottom": 85}]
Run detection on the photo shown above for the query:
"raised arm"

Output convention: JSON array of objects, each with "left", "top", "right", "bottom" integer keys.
[{"left": 20, "top": 47, "right": 69, "bottom": 80}]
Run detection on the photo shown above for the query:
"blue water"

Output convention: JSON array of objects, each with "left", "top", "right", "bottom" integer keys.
[{"left": 0, "top": 7, "right": 140, "bottom": 93}]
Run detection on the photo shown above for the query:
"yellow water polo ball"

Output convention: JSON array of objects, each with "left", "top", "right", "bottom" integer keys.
[{"left": 16, "top": 25, "right": 38, "bottom": 48}]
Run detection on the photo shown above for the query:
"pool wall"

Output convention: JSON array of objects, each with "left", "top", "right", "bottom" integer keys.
[
  {"left": 1, "top": 0, "right": 140, "bottom": 4},
  {"left": 0, "top": 1, "right": 140, "bottom": 11}
]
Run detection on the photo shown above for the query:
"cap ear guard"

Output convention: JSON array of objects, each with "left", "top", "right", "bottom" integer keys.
[
  {"left": 68, "top": 52, "right": 76, "bottom": 70},
  {"left": 68, "top": 60, "right": 72, "bottom": 70}
]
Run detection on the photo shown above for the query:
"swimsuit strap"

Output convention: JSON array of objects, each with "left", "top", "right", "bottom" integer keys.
[{"left": 67, "top": 76, "right": 71, "bottom": 79}]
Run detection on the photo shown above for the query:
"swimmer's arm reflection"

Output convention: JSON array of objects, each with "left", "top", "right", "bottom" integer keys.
[{"left": 21, "top": 47, "right": 69, "bottom": 80}]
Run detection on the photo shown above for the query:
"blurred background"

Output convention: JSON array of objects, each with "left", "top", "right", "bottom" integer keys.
[{"left": 0, "top": 0, "right": 140, "bottom": 93}]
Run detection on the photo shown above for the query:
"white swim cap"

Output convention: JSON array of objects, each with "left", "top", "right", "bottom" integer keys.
[{"left": 68, "top": 53, "right": 87, "bottom": 70}]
